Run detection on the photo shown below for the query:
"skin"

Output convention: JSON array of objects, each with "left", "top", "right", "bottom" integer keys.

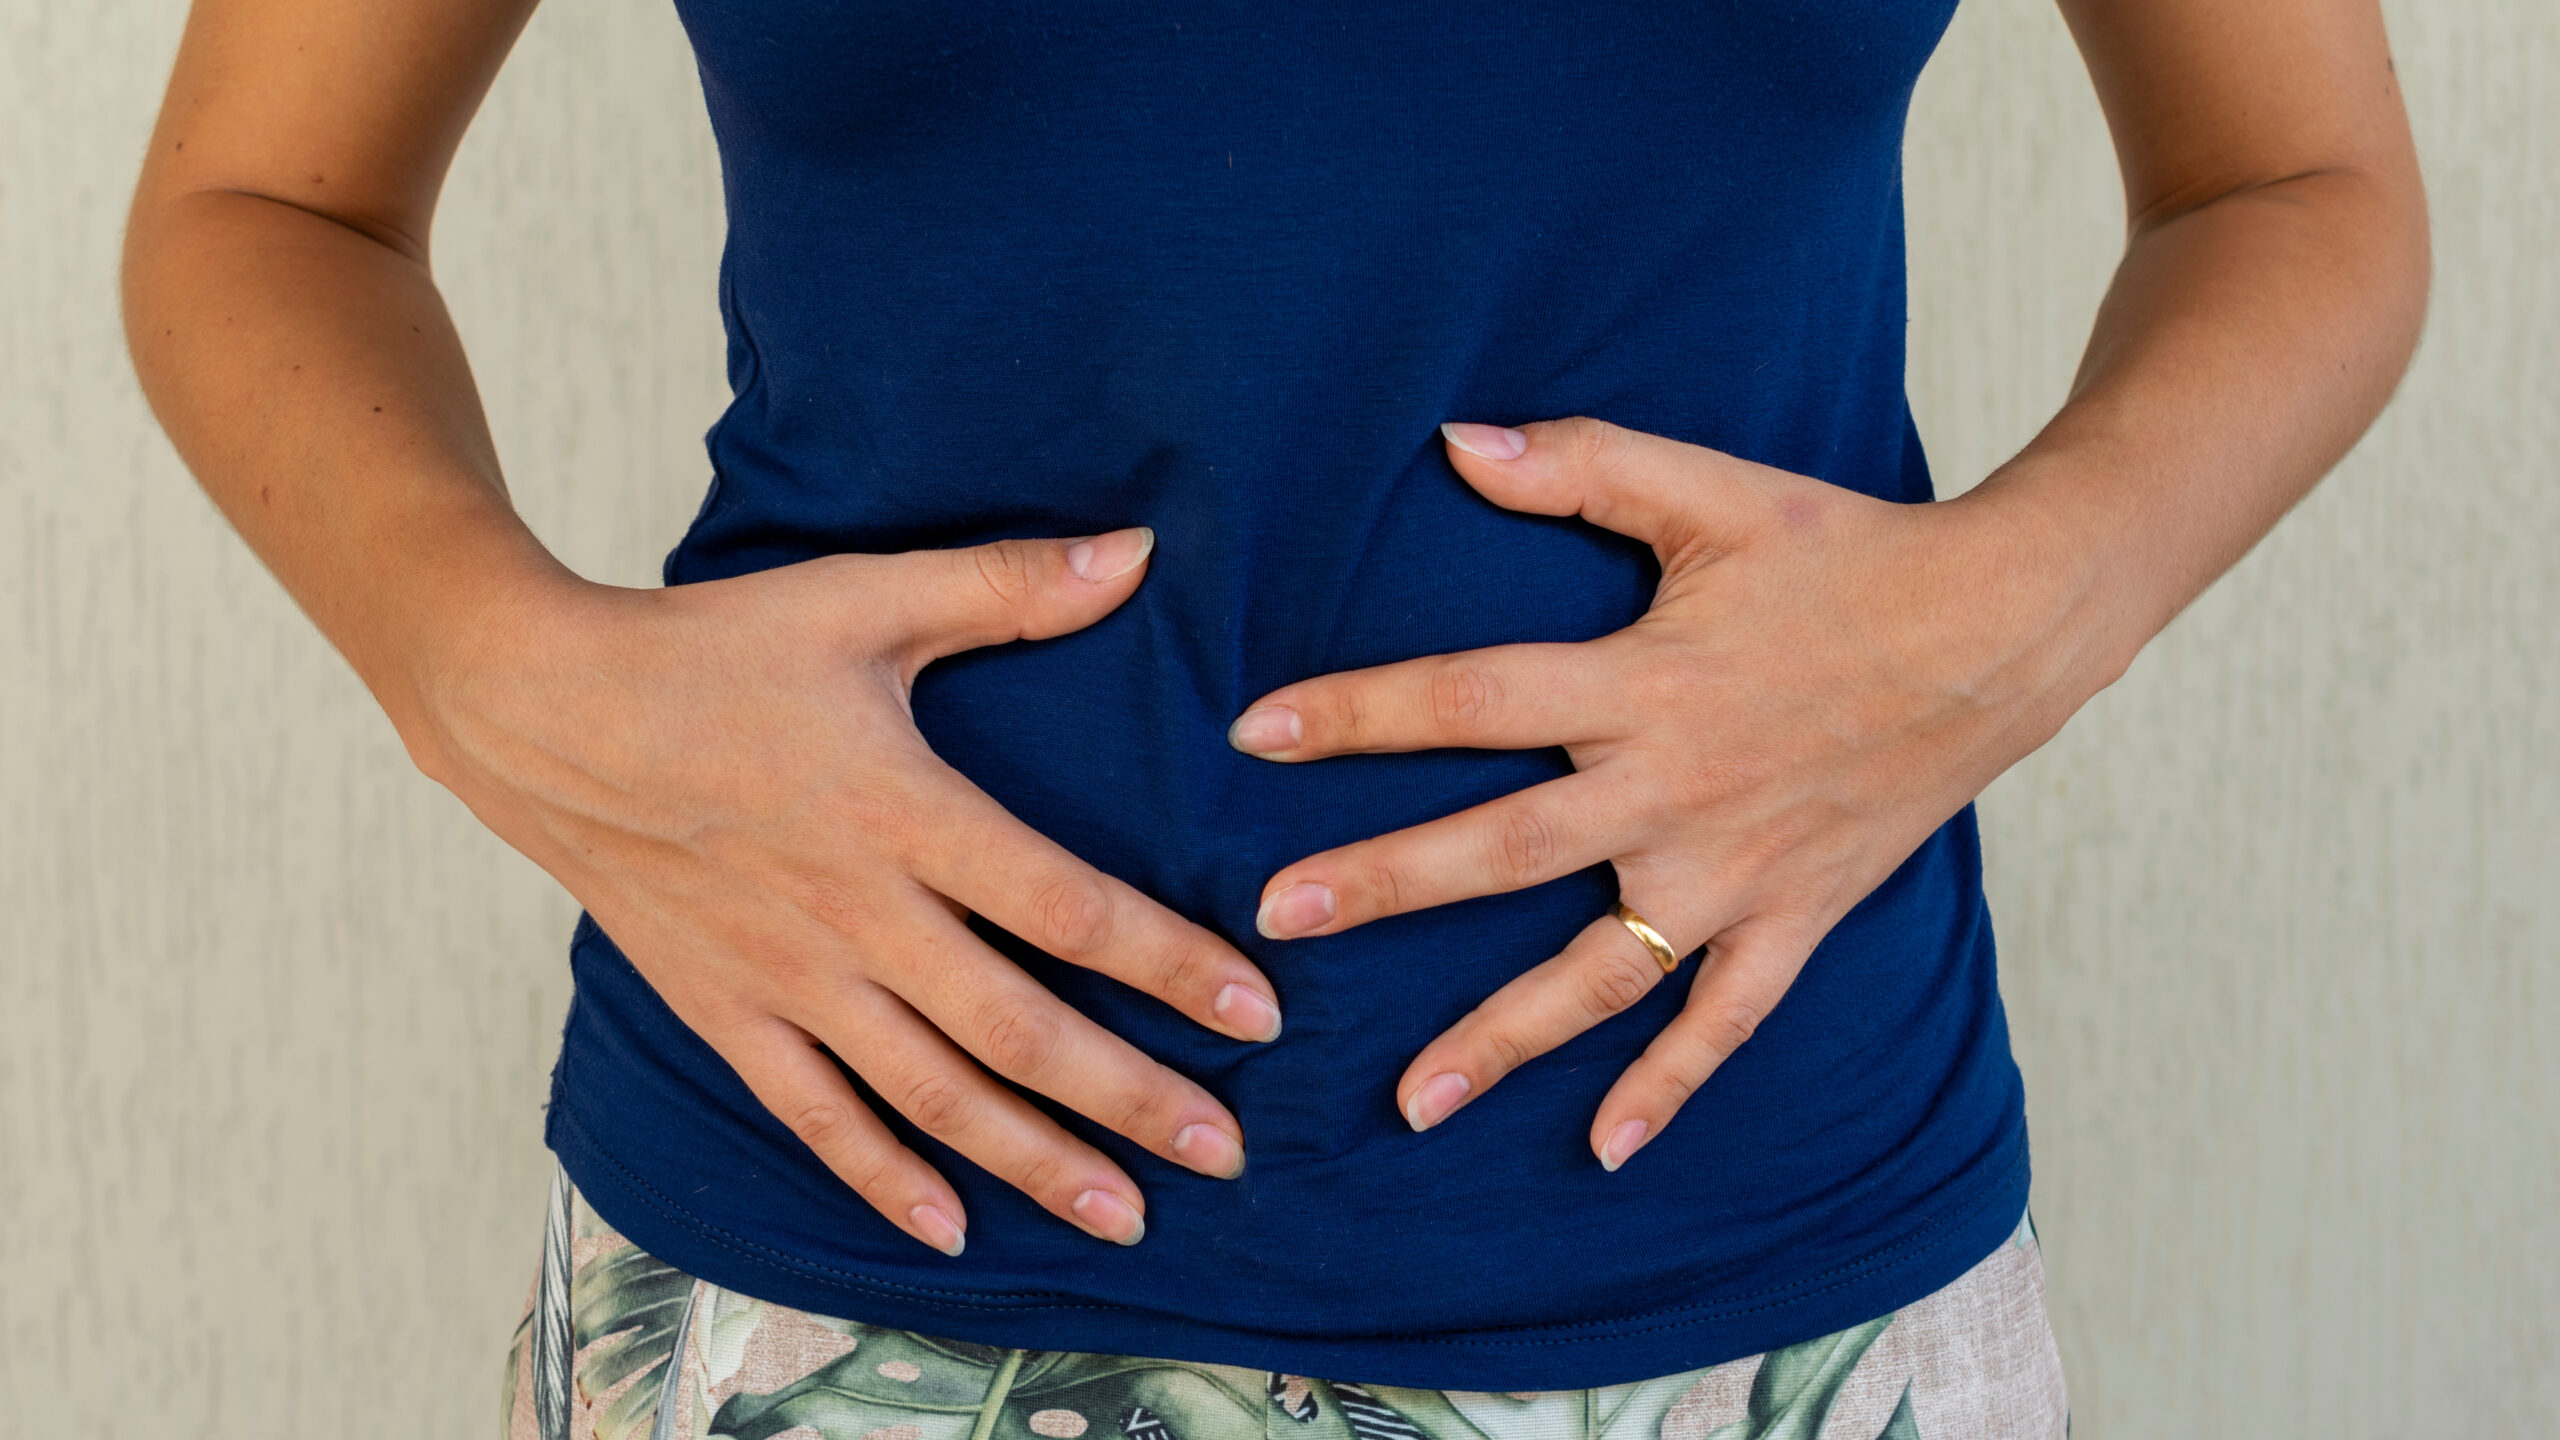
[
  {"left": 123, "top": 0, "right": 2427, "bottom": 1247},
  {"left": 1242, "top": 3, "right": 2431, "bottom": 1166}
]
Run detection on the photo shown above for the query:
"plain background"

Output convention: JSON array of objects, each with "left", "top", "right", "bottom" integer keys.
[{"left": 3, "top": 0, "right": 2553, "bottom": 1432}]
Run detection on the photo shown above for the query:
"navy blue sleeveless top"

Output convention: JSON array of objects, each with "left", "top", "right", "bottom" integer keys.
[{"left": 546, "top": 0, "right": 2030, "bottom": 1390}]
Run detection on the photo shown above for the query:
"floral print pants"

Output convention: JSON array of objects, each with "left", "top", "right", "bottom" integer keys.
[{"left": 505, "top": 1169, "right": 2067, "bottom": 1440}]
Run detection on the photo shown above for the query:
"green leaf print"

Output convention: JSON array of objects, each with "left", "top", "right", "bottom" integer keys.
[
  {"left": 1874, "top": 1383, "right": 1920, "bottom": 1440},
  {"left": 1432, "top": 1386, "right": 1577, "bottom": 1440},
  {"left": 503, "top": 1307, "right": 532, "bottom": 1438},
  {"left": 1591, "top": 1365, "right": 1713, "bottom": 1440},
  {"left": 1703, "top": 1316, "right": 1894, "bottom": 1440},
  {"left": 1325, "top": 1382, "right": 1496, "bottom": 1440},
  {"left": 1391, "top": 1367, "right": 1695, "bottom": 1440},
  {"left": 698, "top": 1287, "right": 770, "bottom": 1395},
  {"left": 712, "top": 1329, "right": 1269, "bottom": 1440},
  {"left": 570, "top": 1240, "right": 700, "bottom": 1440},
  {"left": 1018, "top": 1352, "right": 1269, "bottom": 1440}
]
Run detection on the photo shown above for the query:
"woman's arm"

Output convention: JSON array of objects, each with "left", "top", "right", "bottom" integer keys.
[
  {"left": 1983, "top": 0, "right": 2430, "bottom": 668},
  {"left": 123, "top": 0, "right": 554, "bottom": 728},
  {"left": 125, "top": 0, "right": 1284, "bottom": 1253},
  {"left": 1225, "top": 0, "right": 2428, "bottom": 1165}
]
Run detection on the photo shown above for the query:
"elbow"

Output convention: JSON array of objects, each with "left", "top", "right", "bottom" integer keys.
[
  {"left": 2323, "top": 153, "right": 2433, "bottom": 412},
  {"left": 119, "top": 173, "right": 186, "bottom": 402},
  {"left": 2346, "top": 149, "right": 2433, "bottom": 400},
  {"left": 2138, "top": 153, "right": 2433, "bottom": 389},
  {"left": 2389, "top": 161, "right": 2433, "bottom": 384},
  {"left": 117, "top": 168, "right": 434, "bottom": 404}
]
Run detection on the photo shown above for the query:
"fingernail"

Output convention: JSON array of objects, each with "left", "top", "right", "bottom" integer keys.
[
  {"left": 1173, "top": 1122, "right": 1248, "bottom": 1179},
  {"left": 1404, "top": 1072, "right": 1472, "bottom": 1132},
  {"left": 1071, "top": 1189, "right": 1147, "bottom": 1246},
  {"left": 1255, "top": 882, "right": 1336, "bottom": 939},
  {"left": 1066, "top": 526, "right": 1155, "bottom": 581},
  {"left": 909, "top": 1204, "right": 966, "bottom": 1257},
  {"left": 1440, "top": 422, "right": 1528, "bottom": 460},
  {"left": 1227, "top": 705, "right": 1302, "bottom": 756},
  {"left": 1600, "top": 1119, "right": 1651, "bottom": 1172},
  {"left": 1213, "top": 982, "right": 1284, "bottom": 1042}
]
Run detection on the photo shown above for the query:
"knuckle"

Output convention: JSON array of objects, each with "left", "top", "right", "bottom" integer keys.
[
  {"left": 733, "top": 934, "right": 830, "bottom": 1001},
  {"left": 1321, "top": 685, "right": 1370, "bottom": 748},
  {"left": 783, "top": 1097, "right": 865, "bottom": 1157},
  {"left": 1353, "top": 853, "right": 1407, "bottom": 916},
  {"left": 1624, "top": 650, "right": 1706, "bottom": 716},
  {"left": 1013, "top": 1152, "right": 1070, "bottom": 1204},
  {"left": 1425, "top": 662, "right": 1503, "bottom": 737},
  {"left": 1663, "top": 745, "right": 1753, "bottom": 810},
  {"left": 1479, "top": 1025, "right": 1536, "bottom": 1076},
  {"left": 969, "top": 541, "right": 1042, "bottom": 611},
  {"left": 1577, "top": 949, "right": 1655, "bottom": 1019},
  {"left": 1104, "top": 1079, "right": 1179, "bottom": 1140},
  {"left": 975, "top": 994, "right": 1066, "bottom": 1080},
  {"left": 838, "top": 1146, "right": 903, "bottom": 1201},
  {"left": 1699, "top": 1001, "right": 1764, "bottom": 1057},
  {"left": 1026, "top": 872, "right": 1116, "bottom": 958},
  {"left": 830, "top": 777, "right": 935, "bottom": 868},
  {"left": 900, "top": 1071, "right": 977, "bottom": 1136},
  {"left": 1491, "top": 805, "right": 1562, "bottom": 885},
  {"left": 1150, "top": 936, "right": 1217, "bottom": 1004},
  {"left": 1620, "top": 777, "right": 1685, "bottom": 834},
  {"left": 1721, "top": 823, "right": 1800, "bottom": 878},
  {"left": 680, "top": 993, "right": 766, "bottom": 1044},
  {"left": 720, "top": 927, "right": 797, "bottom": 985},
  {"left": 779, "top": 867, "right": 889, "bottom": 945},
  {"left": 1562, "top": 416, "right": 1626, "bottom": 473}
]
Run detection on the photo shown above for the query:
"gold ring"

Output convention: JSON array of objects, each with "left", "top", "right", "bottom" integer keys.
[{"left": 1611, "top": 901, "right": 1681, "bottom": 974}]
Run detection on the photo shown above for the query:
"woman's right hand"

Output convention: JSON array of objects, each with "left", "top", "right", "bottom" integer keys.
[
  {"left": 120, "top": 0, "right": 1273, "bottom": 1258},
  {"left": 400, "top": 527, "right": 1277, "bottom": 1255}
]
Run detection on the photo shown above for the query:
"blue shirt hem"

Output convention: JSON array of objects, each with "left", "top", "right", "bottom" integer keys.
[{"left": 545, "top": 1083, "right": 2030, "bottom": 1391}]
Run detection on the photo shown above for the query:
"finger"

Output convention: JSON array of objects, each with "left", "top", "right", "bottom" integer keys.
[
  {"left": 1393, "top": 909, "right": 1696, "bottom": 1132},
  {"left": 1587, "top": 918, "right": 1816, "bottom": 1172},
  {"left": 878, "top": 894, "right": 1253, "bottom": 1184},
  {"left": 912, "top": 779, "right": 1284, "bottom": 1044},
  {"left": 1227, "top": 641, "right": 1628, "bottom": 762},
  {"left": 820, "top": 987, "right": 1160, "bottom": 1245},
  {"left": 876, "top": 526, "right": 1157, "bottom": 667},
  {"left": 1439, "top": 417, "right": 1778, "bottom": 561},
  {"left": 717, "top": 1013, "right": 972, "bottom": 1256},
  {"left": 1252, "top": 772, "right": 1631, "bottom": 939}
]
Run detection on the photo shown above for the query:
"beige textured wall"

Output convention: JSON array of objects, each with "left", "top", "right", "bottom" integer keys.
[{"left": 1, "top": 0, "right": 2551, "bottom": 1434}]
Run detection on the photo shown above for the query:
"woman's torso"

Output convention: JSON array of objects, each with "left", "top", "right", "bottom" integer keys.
[{"left": 547, "top": 0, "right": 2031, "bottom": 1390}]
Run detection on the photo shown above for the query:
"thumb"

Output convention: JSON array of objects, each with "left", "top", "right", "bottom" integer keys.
[
  {"left": 884, "top": 526, "right": 1155, "bottom": 664},
  {"left": 1439, "top": 416, "right": 1765, "bottom": 559}
]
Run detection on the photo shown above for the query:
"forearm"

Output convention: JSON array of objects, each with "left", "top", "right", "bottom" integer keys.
[
  {"left": 1965, "top": 159, "right": 2430, "bottom": 687},
  {"left": 123, "top": 185, "right": 574, "bottom": 745}
]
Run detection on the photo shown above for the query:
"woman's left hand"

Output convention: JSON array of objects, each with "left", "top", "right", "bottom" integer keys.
[{"left": 1228, "top": 416, "right": 2126, "bottom": 1171}]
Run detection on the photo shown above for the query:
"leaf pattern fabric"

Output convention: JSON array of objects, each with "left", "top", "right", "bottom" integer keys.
[{"left": 507, "top": 1176, "right": 2066, "bottom": 1440}]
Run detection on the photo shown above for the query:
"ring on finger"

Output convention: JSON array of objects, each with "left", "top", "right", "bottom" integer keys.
[{"left": 1610, "top": 901, "right": 1681, "bottom": 974}]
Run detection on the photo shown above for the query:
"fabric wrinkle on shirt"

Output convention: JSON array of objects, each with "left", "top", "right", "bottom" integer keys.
[{"left": 547, "top": 0, "right": 2033, "bottom": 1392}]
